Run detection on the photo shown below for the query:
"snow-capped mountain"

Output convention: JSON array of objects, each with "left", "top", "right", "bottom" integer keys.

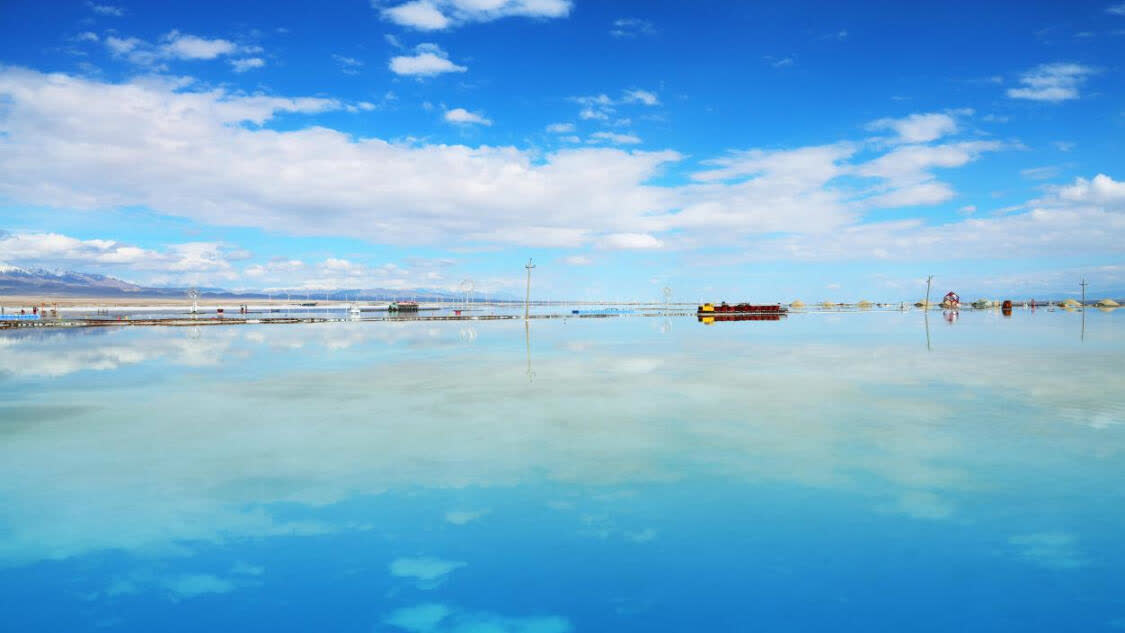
[
  {"left": 0, "top": 262, "right": 147, "bottom": 295},
  {"left": 0, "top": 262, "right": 520, "bottom": 300}
]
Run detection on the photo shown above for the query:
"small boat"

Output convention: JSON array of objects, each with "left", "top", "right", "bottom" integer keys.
[
  {"left": 697, "top": 302, "right": 786, "bottom": 314},
  {"left": 388, "top": 301, "right": 419, "bottom": 312}
]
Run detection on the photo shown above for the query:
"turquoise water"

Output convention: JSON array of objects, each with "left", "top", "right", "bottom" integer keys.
[{"left": 1, "top": 309, "right": 1123, "bottom": 632}]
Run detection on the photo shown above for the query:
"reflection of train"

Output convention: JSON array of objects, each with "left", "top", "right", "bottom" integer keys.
[
  {"left": 697, "top": 302, "right": 786, "bottom": 315},
  {"left": 698, "top": 313, "right": 783, "bottom": 324}
]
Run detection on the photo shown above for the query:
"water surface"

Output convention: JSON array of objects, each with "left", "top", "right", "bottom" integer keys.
[{"left": 1, "top": 309, "right": 1123, "bottom": 632}]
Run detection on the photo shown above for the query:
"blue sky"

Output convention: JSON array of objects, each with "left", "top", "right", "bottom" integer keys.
[{"left": 0, "top": 0, "right": 1123, "bottom": 300}]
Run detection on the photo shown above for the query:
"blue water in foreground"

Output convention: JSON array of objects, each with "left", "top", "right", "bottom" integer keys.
[{"left": 1, "top": 309, "right": 1123, "bottom": 632}]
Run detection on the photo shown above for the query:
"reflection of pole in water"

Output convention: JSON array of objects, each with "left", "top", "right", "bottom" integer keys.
[
  {"left": 1080, "top": 278, "right": 1087, "bottom": 342},
  {"left": 924, "top": 308, "right": 931, "bottom": 351},
  {"left": 524, "top": 321, "right": 535, "bottom": 383},
  {"left": 924, "top": 274, "right": 933, "bottom": 351}
]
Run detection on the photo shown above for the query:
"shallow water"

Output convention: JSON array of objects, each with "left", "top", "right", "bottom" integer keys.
[{"left": 1, "top": 309, "right": 1123, "bottom": 632}]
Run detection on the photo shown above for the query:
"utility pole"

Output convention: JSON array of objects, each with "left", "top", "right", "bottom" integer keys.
[
  {"left": 524, "top": 258, "right": 535, "bottom": 321},
  {"left": 1080, "top": 278, "right": 1088, "bottom": 308},
  {"left": 924, "top": 275, "right": 933, "bottom": 351}
]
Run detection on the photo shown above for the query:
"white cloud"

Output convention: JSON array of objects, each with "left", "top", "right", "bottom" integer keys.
[
  {"left": 731, "top": 173, "right": 1125, "bottom": 262},
  {"left": 377, "top": 0, "right": 573, "bottom": 31},
  {"left": 562, "top": 255, "right": 592, "bottom": 265},
  {"left": 1108, "top": 2, "right": 1125, "bottom": 16},
  {"left": 87, "top": 2, "right": 124, "bottom": 16},
  {"left": 588, "top": 131, "right": 641, "bottom": 145},
  {"left": 6, "top": 68, "right": 1093, "bottom": 261},
  {"left": 855, "top": 141, "right": 1007, "bottom": 207},
  {"left": 622, "top": 89, "right": 659, "bottom": 106},
  {"left": 0, "top": 231, "right": 241, "bottom": 282},
  {"left": 1020, "top": 165, "right": 1060, "bottom": 180},
  {"left": 610, "top": 18, "right": 655, "bottom": 38},
  {"left": 104, "top": 35, "right": 143, "bottom": 56},
  {"left": 76, "top": 31, "right": 100, "bottom": 43},
  {"left": 230, "top": 57, "right": 265, "bottom": 73},
  {"left": 0, "top": 68, "right": 683, "bottom": 250},
  {"left": 545, "top": 122, "right": 574, "bottom": 133},
  {"left": 333, "top": 54, "right": 364, "bottom": 74},
  {"left": 245, "top": 259, "right": 305, "bottom": 278},
  {"left": 958, "top": 205, "right": 976, "bottom": 215},
  {"left": 866, "top": 112, "right": 961, "bottom": 144},
  {"left": 572, "top": 89, "right": 658, "bottom": 122},
  {"left": 389, "top": 43, "right": 467, "bottom": 76},
  {"left": 1007, "top": 63, "right": 1097, "bottom": 102},
  {"left": 162, "top": 31, "right": 237, "bottom": 60},
  {"left": 383, "top": 1, "right": 452, "bottom": 30},
  {"left": 104, "top": 30, "right": 254, "bottom": 67},
  {"left": 597, "top": 233, "right": 663, "bottom": 250},
  {"left": 578, "top": 107, "right": 608, "bottom": 121},
  {"left": 444, "top": 108, "right": 491, "bottom": 125}
]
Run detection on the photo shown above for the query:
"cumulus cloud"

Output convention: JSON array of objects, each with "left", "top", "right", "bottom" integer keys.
[
  {"left": 161, "top": 31, "right": 238, "bottom": 60},
  {"left": 230, "top": 57, "right": 265, "bottom": 73},
  {"left": 622, "top": 89, "right": 659, "bottom": 106},
  {"left": 377, "top": 0, "right": 572, "bottom": 31},
  {"left": 0, "top": 68, "right": 681, "bottom": 250},
  {"left": 545, "top": 122, "right": 574, "bottom": 133},
  {"left": 104, "top": 30, "right": 256, "bottom": 67},
  {"left": 731, "top": 173, "right": 1125, "bottom": 262},
  {"left": 1007, "top": 63, "right": 1097, "bottom": 102},
  {"left": 5, "top": 69, "right": 1113, "bottom": 263},
  {"left": 389, "top": 43, "right": 467, "bottom": 76},
  {"left": 444, "top": 108, "right": 491, "bottom": 125},
  {"left": 866, "top": 111, "right": 963, "bottom": 144},
  {"left": 1107, "top": 2, "right": 1125, "bottom": 15},
  {"left": 0, "top": 231, "right": 241, "bottom": 281}
]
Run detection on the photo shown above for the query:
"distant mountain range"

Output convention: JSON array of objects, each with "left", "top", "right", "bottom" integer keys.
[
  {"left": 0, "top": 262, "right": 517, "bottom": 301},
  {"left": 1, "top": 261, "right": 1119, "bottom": 302}
]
